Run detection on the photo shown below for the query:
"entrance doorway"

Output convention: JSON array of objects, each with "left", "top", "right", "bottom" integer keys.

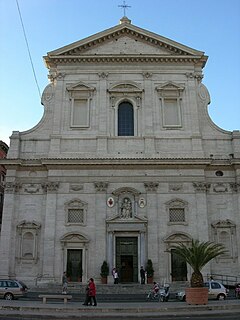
[
  {"left": 116, "top": 237, "right": 138, "bottom": 283},
  {"left": 171, "top": 249, "right": 187, "bottom": 281},
  {"left": 67, "top": 249, "right": 83, "bottom": 282}
]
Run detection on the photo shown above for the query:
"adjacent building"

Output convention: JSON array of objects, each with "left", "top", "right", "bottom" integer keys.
[{"left": 0, "top": 17, "right": 239, "bottom": 286}]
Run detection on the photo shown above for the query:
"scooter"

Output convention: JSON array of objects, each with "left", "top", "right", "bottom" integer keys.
[{"left": 159, "top": 284, "right": 170, "bottom": 302}]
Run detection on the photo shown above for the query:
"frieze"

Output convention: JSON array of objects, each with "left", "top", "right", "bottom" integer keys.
[
  {"left": 24, "top": 184, "right": 40, "bottom": 194},
  {"left": 94, "top": 181, "right": 109, "bottom": 192},
  {"left": 193, "top": 182, "right": 210, "bottom": 192},
  {"left": 168, "top": 184, "right": 183, "bottom": 192},
  {"left": 213, "top": 183, "right": 228, "bottom": 193},
  {"left": 144, "top": 182, "right": 159, "bottom": 192},
  {"left": 69, "top": 184, "right": 84, "bottom": 192}
]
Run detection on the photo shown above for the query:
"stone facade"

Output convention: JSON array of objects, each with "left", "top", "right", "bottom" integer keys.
[
  {"left": 0, "top": 140, "right": 8, "bottom": 229},
  {"left": 0, "top": 17, "right": 239, "bottom": 286}
]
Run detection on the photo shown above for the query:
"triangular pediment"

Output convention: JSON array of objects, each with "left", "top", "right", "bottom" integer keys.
[
  {"left": 45, "top": 21, "right": 205, "bottom": 61},
  {"left": 106, "top": 214, "right": 148, "bottom": 224},
  {"left": 67, "top": 82, "right": 95, "bottom": 92}
]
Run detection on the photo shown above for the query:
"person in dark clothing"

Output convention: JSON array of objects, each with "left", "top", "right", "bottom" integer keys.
[{"left": 140, "top": 266, "right": 145, "bottom": 284}]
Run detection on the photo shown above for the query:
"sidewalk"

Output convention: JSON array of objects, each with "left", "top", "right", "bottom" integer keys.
[{"left": 0, "top": 299, "right": 240, "bottom": 319}]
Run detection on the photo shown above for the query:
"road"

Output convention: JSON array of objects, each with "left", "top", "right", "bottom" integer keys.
[{"left": 0, "top": 313, "right": 240, "bottom": 320}]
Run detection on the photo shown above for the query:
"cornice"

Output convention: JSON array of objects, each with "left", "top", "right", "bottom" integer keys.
[
  {"left": 1, "top": 157, "right": 239, "bottom": 171},
  {"left": 44, "top": 54, "right": 206, "bottom": 68}
]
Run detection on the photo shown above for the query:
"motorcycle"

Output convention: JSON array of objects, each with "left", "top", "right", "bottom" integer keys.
[{"left": 146, "top": 284, "right": 170, "bottom": 302}]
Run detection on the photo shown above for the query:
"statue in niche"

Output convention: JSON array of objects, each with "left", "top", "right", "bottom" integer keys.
[{"left": 120, "top": 197, "right": 132, "bottom": 218}]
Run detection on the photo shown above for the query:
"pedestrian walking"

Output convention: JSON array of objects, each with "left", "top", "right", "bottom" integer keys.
[
  {"left": 86, "top": 278, "right": 97, "bottom": 306},
  {"left": 62, "top": 271, "right": 68, "bottom": 294},
  {"left": 114, "top": 269, "right": 119, "bottom": 284},
  {"left": 140, "top": 266, "right": 145, "bottom": 284}
]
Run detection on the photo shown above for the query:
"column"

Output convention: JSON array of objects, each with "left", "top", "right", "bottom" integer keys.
[
  {"left": 41, "top": 181, "right": 59, "bottom": 281},
  {"left": 0, "top": 182, "right": 21, "bottom": 277}
]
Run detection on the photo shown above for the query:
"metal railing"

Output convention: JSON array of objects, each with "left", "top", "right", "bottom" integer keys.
[{"left": 206, "top": 273, "right": 240, "bottom": 287}]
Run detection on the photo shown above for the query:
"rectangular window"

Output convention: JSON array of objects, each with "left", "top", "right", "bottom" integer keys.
[
  {"left": 71, "top": 99, "right": 89, "bottom": 127},
  {"left": 163, "top": 99, "right": 181, "bottom": 127},
  {"left": 68, "top": 209, "right": 84, "bottom": 224},
  {"left": 169, "top": 208, "right": 185, "bottom": 222}
]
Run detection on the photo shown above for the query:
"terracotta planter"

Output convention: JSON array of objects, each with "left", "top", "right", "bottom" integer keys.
[
  {"left": 147, "top": 277, "right": 153, "bottom": 284},
  {"left": 186, "top": 287, "right": 208, "bottom": 305},
  {"left": 101, "top": 277, "right": 107, "bottom": 284}
]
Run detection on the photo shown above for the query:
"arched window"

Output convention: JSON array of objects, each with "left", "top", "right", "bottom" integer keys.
[{"left": 118, "top": 102, "right": 134, "bottom": 136}]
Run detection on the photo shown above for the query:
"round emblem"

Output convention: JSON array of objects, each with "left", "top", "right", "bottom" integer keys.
[
  {"left": 138, "top": 198, "right": 146, "bottom": 208},
  {"left": 107, "top": 197, "right": 115, "bottom": 208}
]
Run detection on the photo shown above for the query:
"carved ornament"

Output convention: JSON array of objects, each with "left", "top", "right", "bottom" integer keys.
[
  {"left": 94, "top": 181, "right": 109, "bottom": 192},
  {"left": 193, "top": 182, "right": 210, "bottom": 192},
  {"left": 144, "top": 182, "right": 159, "bottom": 192}
]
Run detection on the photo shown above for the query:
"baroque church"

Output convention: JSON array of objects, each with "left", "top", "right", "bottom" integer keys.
[{"left": 0, "top": 16, "right": 239, "bottom": 286}]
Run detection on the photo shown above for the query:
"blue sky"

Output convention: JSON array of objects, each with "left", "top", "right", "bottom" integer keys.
[{"left": 0, "top": 0, "right": 240, "bottom": 146}]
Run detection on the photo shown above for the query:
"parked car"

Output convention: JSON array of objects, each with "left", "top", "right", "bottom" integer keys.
[
  {"left": 0, "top": 279, "right": 28, "bottom": 300},
  {"left": 176, "top": 281, "right": 228, "bottom": 301}
]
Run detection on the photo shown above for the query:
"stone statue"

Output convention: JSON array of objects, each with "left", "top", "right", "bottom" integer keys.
[{"left": 120, "top": 198, "right": 132, "bottom": 218}]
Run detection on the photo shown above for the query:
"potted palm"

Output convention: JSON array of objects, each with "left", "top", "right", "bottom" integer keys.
[
  {"left": 172, "top": 239, "right": 227, "bottom": 305},
  {"left": 145, "top": 259, "right": 154, "bottom": 284},
  {"left": 100, "top": 260, "right": 109, "bottom": 284}
]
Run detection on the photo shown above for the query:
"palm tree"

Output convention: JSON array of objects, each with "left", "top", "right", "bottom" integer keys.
[{"left": 172, "top": 239, "right": 227, "bottom": 287}]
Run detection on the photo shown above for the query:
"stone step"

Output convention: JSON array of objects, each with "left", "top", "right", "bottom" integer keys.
[{"left": 33, "top": 282, "right": 189, "bottom": 295}]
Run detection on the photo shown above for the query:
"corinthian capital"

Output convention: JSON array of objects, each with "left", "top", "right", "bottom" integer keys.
[
  {"left": 193, "top": 182, "right": 210, "bottom": 192},
  {"left": 94, "top": 182, "right": 109, "bottom": 192},
  {"left": 4, "top": 182, "right": 22, "bottom": 193},
  {"left": 42, "top": 182, "right": 59, "bottom": 193},
  {"left": 144, "top": 182, "right": 159, "bottom": 192}
]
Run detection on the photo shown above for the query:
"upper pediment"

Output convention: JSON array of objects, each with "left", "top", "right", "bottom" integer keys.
[{"left": 44, "top": 20, "right": 207, "bottom": 67}]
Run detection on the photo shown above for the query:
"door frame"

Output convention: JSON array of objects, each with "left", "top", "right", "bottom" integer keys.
[{"left": 113, "top": 233, "right": 141, "bottom": 283}]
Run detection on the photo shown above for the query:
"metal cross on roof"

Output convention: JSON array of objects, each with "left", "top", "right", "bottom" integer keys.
[{"left": 118, "top": 1, "right": 131, "bottom": 16}]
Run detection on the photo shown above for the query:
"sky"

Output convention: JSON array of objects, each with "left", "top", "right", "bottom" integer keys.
[{"left": 0, "top": 0, "right": 240, "bottom": 146}]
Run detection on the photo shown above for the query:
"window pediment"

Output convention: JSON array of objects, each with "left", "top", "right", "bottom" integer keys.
[
  {"left": 165, "top": 198, "right": 188, "bottom": 208},
  {"left": 67, "top": 82, "right": 95, "bottom": 99},
  {"left": 156, "top": 82, "right": 184, "bottom": 98},
  {"left": 108, "top": 82, "right": 143, "bottom": 94},
  {"left": 211, "top": 219, "right": 236, "bottom": 229},
  {"left": 60, "top": 232, "right": 89, "bottom": 243}
]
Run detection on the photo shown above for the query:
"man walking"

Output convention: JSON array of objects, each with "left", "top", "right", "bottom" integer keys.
[{"left": 140, "top": 266, "right": 145, "bottom": 284}]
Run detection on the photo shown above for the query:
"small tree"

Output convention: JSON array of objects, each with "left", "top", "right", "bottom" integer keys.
[
  {"left": 145, "top": 259, "right": 154, "bottom": 278},
  {"left": 172, "top": 239, "right": 227, "bottom": 287},
  {"left": 100, "top": 260, "right": 109, "bottom": 278}
]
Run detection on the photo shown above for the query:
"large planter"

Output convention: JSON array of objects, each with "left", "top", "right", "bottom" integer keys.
[
  {"left": 147, "top": 277, "right": 153, "bottom": 284},
  {"left": 186, "top": 287, "right": 208, "bottom": 305},
  {"left": 101, "top": 276, "right": 107, "bottom": 284}
]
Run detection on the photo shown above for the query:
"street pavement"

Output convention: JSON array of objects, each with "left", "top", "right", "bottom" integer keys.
[{"left": 0, "top": 298, "right": 240, "bottom": 319}]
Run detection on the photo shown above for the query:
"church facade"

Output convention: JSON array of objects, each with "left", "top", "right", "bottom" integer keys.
[{"left": 0, "top": 17, "right": 239, "bottom": 286}]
